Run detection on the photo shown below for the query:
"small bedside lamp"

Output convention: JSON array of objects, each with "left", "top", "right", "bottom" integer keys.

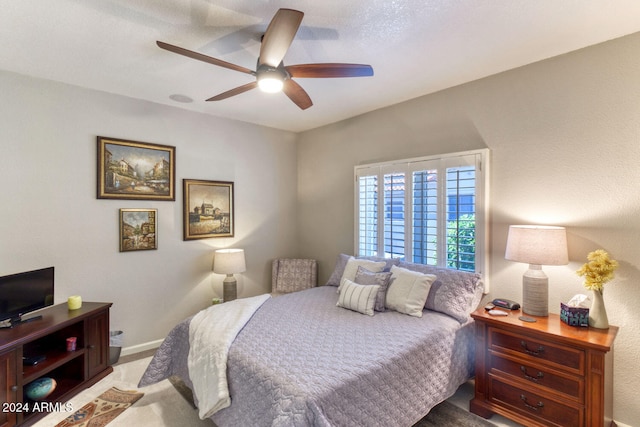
[
  {"left": 213, "top": 249, "right": 246, "bottom": 302},
  {"left": 505, "top": 225, "right": 568, "bottom": 317}
]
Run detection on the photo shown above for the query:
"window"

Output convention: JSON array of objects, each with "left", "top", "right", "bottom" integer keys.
[{"left": 354, "top": 149, "right": 489, "bottom": 281}]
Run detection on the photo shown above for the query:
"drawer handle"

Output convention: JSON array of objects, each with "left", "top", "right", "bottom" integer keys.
[
  {"left": 520, "top": 394, "right": 544, "bottom": 411},
  {"left": 520, "top": 340, "right": 545, "bottom": 356},
  {"left": 520, "top": 365, "right": 544, "bottom": 382}
]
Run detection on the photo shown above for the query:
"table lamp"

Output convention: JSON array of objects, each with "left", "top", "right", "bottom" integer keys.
[
  {"left": 213, "top": 248, "right": 246, "bottom": 302},
  {"left": 505, "top": 225, "right": 568, "bottom": 318}
]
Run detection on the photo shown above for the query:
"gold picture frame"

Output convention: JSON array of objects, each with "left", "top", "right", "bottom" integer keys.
[
  {"left": 183, "top": 179, "right": 234, "bottom": 240},
  {"left": 97, "top": 136, "right": 176, "bottom": 200},
  {"left": 119, "top": 208, "right": 158, "bottom": 252}
]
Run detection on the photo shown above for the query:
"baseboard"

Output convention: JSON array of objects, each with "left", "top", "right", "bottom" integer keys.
[
  {"left": 120, "top": 339, "right": 163, "bottom": 357},
  {"left": 611, "top": 421, "right": 632, "bottom": 427}
]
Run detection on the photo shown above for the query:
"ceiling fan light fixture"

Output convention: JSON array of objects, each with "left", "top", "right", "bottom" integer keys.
[
  {"left": 157, "top": 8, "right": 372, "bottom": 109},
  {"left": 257, "top": 68, "right": 284, "bottom": 93}
]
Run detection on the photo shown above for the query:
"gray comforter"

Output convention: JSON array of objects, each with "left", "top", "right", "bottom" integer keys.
[{"left": 139, "top": 286, "right": 475, "bottom": 427}]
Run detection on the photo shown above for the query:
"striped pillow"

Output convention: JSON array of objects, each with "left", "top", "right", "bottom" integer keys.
[{"left": 337, "top": 279, "right": 380, "bottom": 316}]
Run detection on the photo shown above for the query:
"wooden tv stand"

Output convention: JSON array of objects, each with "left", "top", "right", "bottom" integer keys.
[{"left": 0, "top": 302, "right": 113, "bottom": 427}]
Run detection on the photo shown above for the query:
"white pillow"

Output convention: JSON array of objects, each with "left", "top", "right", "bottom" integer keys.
[
  {"left": 386, "top": 265, "right": 437, "bottom": 317},
  {"left": 337, "top": 279, "right": 380, "bottom": 316},
  {"left": 337, "top": 257, "right": 386, "bottom": 293}
]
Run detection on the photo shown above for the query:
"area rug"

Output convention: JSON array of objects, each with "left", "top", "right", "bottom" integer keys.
[
  {"left": 54, "top": 387, "right": 144, "bottom": 427},
  {"left": 412, "top": 400, "right": 494, "bottom": 426},
  {"left": 169, "top": 376, "right": 494, "bottom": 426}
]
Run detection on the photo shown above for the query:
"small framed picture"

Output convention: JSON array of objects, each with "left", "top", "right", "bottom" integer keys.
[
  {"left": 183, "top": 179, "right": 234, "bottom": 240},
  {"left": 97, "top": 136, "right": 176, "bottom": 201},
  {"left": 119, "top": 209, "right": 158, "bottom": 252}
]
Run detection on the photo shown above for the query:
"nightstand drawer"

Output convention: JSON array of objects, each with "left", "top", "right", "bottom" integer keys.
[
  {"left": 489, "top": 328, "right": 584, "bottom": 373},
  {"left": 489, "top": 353, "right": 583, "bottom": 401},
  {"left": 488, "top": 377, "right": 583, "bottom": 427}
]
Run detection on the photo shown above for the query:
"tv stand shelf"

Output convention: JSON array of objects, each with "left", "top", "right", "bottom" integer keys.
[
  {"left": 22, "top": 348, "right": 86, "bottom": 383},
  {"left": 0, "top": 302, "right": 113, "bottom": 427}
]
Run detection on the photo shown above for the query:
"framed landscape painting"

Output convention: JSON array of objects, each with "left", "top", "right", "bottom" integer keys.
[
  {"left": 119, "top": 208, "right": 157, "bottom": 252},
  {"left": 97, "top": 136, "right": 176, "bottom": 200},
  {"left": 183, "top": 179, "right": 234, "bottom": 240}
]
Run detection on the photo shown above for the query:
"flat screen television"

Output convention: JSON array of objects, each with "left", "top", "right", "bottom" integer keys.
[{"left": 0, "top": 266, "right": 54, "bottom": 327}]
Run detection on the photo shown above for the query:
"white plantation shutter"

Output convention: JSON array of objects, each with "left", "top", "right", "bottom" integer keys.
[
  {"left": 383, "top": 172, "right": 406, "bottom": 260},
  {"left": 357, "top": 174, "right": 378, "bottom": 257},
  {"left": 411, "top": 167, "right": 438, "bottom": 266},
  {"left": 354, "top": 149, "right": 489, "bottom": 286},
  {"left": 445, "top": 160, "right": 477, "bottom": 271}
]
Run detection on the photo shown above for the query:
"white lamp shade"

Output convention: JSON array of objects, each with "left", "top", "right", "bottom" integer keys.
[
  {"left": 505, "top": 225, "right": 568, "bottom": 266},
  {"left": 213, "top": 249, "right": 246, "bottom": 274}
]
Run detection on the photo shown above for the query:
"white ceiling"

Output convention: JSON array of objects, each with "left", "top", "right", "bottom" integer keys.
[{"left": 2, "top": 1, "right": 640, "bottom": 133}]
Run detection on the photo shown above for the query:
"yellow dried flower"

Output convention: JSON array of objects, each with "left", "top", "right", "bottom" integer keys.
[{"left": 576, "top": 249, "right": 619, "bottom": 293}]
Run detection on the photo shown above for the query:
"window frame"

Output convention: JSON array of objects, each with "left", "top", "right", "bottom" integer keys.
[{"left": 354, "top": 148, "right": 490, "bottom": 290}]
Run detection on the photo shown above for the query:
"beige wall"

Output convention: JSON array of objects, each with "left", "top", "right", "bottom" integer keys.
[
  {"left": 297, "top": 33, "right": 640, "bottom": 424},
  {"left": 0, "top": 70, "right": 298, "bottom": 351}
]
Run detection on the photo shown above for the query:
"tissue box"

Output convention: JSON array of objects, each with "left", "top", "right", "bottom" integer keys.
[{"left": 560, "top": 302, "right": 589, "bottom": 327}]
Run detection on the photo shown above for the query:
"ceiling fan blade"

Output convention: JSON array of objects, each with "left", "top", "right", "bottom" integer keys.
[
  {"left": 206, "top": 82, "right": 258, "bottom": 101},
  {"left": 286, "top": 63, "right": 374, "bottom": 78},
  {"left": 157, "top": 41, "right": 255, "bottom": 76},
  {"left": 259, "top": 9, "right": 304, "bottom": 68},
  {"left": 282, "top": 79, "right": 313, "bottom": 110}
]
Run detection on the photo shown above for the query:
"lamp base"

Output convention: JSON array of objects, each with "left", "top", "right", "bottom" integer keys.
[
  {"left": 223, "top": 275, "right": 237, "bottom": 302},
  {"left": 522, "top": 265, "right": 548, "bottom": 317}
]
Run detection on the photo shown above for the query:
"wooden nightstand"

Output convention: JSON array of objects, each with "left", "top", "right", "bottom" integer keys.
[{"left": 470, "top": 308, "right": 617, "bottom": 427}]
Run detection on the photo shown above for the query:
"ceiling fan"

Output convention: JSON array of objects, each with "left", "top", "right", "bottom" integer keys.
[{"left": 156, "top": 8, "right": 373, "bottom": 110}]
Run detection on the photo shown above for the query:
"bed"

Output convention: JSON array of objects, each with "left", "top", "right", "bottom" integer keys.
[{"left": 139, "top": 255, "right": 484, "bottom": 427}]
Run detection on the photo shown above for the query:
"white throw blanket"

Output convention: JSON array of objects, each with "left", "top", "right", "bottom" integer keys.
[{"left": 188, "top": 294, "right": 271, "bottom": 419}]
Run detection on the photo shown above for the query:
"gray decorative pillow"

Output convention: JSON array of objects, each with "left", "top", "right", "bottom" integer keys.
[
  {"left": 354, "top": 266, "right": 392, "bottom": 311},
  {"left": 398, "top": 261, "right": 484, "bottom": 323},
  {"left": 326, "top": 253, "right": 400, "bottom": 286},
  {"left": 326, "top": 254, "right": 350, "bottom": 286},
  {"left": 337, "top": 279, "right": 380, "bottom": 316}
]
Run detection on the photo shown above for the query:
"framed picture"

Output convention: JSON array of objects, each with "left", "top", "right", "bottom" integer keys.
[
  {"left": 119, "top": 209, "right": 158, "bottom": 252},
  {"left": 97, "top": 136, "right": 176, "bottom": 200},
  {"left": 183, "top": 179, "right": 234, "bottom": 240}
]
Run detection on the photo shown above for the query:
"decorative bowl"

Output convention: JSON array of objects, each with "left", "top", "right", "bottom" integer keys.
[{"left": 25, "top": 377, "right": 57, "bottom": 400}]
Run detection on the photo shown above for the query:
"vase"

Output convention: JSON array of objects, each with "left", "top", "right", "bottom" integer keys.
[{"left": 589, "top": 290, "right": 609, "bottom": 329}]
